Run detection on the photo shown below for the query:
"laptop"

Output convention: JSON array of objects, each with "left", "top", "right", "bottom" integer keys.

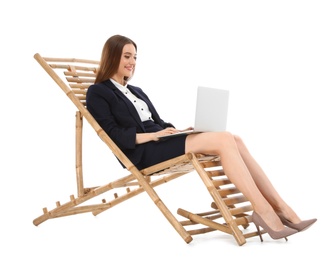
[{"left": 158, "top": 86, "right": 229, "bottom": 140}]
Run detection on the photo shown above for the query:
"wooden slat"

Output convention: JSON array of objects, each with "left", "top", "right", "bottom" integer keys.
[
  {"left": 64, "top": 71, "right": 97, "bottom": 77},
  {"left": 49, "top": 64, "right": 98, "bottom": 71},
  {"left": 43, "top": 57, "right": 100, "bottom": 64},
  {"left": 218, "top": 186, "right": 241, "bottom": 197},
  {"left": 178, "top": 208, "right": 232, "bottom": 234},
  {"left": 234, "top": 214, "right": 252, "bottom": 226},
  {"left": 70, "top": 85, "right": 91, "bottom": 90},
  {"left": 140, "top": 154, "right": 193, "bottom": 175},
  {"left": 222, "top": 194, "right": 248, "bottom": 206},
  {"left": 230, "top": 204, "right": 253, "bottom": 216},
  {"left": 206, "top": 169, "right": 225, "bottom": 177},
  {"left": 200, "top": 161, "right": 221, "bottom": 168},
  {"left": 66, "top": 77, "right": 95, "bottom": 83},
  {"left": 72, "top": 90, "right": 87, "bottom": 95},
  {"left": 211, "top": 178, "right": 231, "bottom": 187}
]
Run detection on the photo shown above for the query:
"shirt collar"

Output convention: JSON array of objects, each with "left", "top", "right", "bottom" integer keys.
[{"left": 110, "top": 78, "right": 128, "bottom": 93}]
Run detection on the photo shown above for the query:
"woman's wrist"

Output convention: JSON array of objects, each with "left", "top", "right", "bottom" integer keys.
[{"left": 152, "top": 132, "right": 158, "bottom": 141}]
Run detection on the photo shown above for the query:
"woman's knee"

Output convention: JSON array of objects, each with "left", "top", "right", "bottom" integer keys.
[
  {"left": 215, "top": 131, "right": 235, "bottom": 145},
  {"left": 216, "top": 131, "right": 242, "bottom": 146},
  {"left": 233, "top": 134, "right": 244, "bottom": 146},
  {"left": 220, "top": 131, "right": 234, "bottom": 140}
]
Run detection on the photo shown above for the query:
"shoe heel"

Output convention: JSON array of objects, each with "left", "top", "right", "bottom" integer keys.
[{"left": 254, "top": 223, "right": 263, "bottom": 242}]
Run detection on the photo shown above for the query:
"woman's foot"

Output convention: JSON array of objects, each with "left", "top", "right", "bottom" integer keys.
[
  {"left": 252, "top": 211, "right": 298, "bottom": 241},
  {"left": 277, "top": 214, "right": 317, "bottom": 232}
]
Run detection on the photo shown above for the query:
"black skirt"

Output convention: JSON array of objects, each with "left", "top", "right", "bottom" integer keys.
[{"left": 135, "top": 120, "right": 187, "bottom": 170}]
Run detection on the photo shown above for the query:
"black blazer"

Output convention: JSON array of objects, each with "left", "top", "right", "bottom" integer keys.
[{"left": 86, "top": 80, "right": 174, "bottom": 166}]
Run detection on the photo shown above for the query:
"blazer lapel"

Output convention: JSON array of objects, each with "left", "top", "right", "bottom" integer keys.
[
  {"left": 128, "top": 85, "right": 162, "bottom": 125},
  {"left": 103, "top": 81, "right": 145, "bottom": 132}
]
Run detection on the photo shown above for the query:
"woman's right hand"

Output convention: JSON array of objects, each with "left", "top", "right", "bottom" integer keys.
[
  {"left": 153, "top": 127, "right": 180, "bottom": 140},
  {"left": 136, "top": 127, "right": 179, "bottom": 144}
]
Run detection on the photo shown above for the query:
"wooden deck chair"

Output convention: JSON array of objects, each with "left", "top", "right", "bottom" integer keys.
[{"left": 33, "top": 53, "right": 263, "bottom": 246}]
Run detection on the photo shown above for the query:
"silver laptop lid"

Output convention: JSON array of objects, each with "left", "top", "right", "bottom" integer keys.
[{"left": 194, "top": 86, "right": 229, "bottom": 132}]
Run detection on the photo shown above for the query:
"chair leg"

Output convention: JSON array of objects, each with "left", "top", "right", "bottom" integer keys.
[
  {"left": 130, "top": 167, "right": 193, "bottom": 244},
  {"left": 75, "top": 111, "right": 84, "bottom": 197}
]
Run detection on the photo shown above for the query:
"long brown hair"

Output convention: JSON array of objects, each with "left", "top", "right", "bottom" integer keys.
[{"left": 95, "top": 35, "right": 137, "bottom": 84}]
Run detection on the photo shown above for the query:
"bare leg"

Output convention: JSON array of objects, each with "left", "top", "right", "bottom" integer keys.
[
  {"left": 233, "top": 135, "right": 301, "bottom": 223},
  {"left": 185, "top": 131, "right": 285, "bottom": 231}
]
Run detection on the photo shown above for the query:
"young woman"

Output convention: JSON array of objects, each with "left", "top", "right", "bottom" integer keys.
[{"left": 86, "top": 34, "right": 316, "bottom": 241}]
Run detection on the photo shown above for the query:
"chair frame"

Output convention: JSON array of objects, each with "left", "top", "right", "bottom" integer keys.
[{"left": 33, "top": 53, "right": 262, "bottom": 246}]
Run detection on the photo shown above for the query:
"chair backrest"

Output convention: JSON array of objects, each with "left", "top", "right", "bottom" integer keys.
[
  {"left": 35, "top": 54, "right": 99, "bottom": 106},
  {"left": 34, "top": 53, "right": 197, "bottom": 175},
  {"left": 34, "top": 53, "right": 138, "bottom": 170}
]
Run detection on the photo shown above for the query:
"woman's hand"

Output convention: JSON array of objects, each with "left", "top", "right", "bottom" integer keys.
[
  {"left": 153, "top": 127, "right": 180, "bottom": 140},
  {"left": 136, "top": 127, "right": 178, "bottom": 144},
  {"left": 180, "top": 126, "right": 194, "bottom": 132},
  {"left": 136, "top": 127, "right": 194, "bottom": 144},
  {"left": 152, "top": 127, "right": 194, "bottom": 141}
]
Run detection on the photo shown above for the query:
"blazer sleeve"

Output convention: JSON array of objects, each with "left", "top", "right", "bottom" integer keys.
[{"left": 86, "top": 84, "right": 138, "bottom": 150}]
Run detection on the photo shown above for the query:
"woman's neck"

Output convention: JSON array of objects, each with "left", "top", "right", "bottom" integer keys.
[{"left": 111, "top": 76, "right": 125, "bottom": 86}]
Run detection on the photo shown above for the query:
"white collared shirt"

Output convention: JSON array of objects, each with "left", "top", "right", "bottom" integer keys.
[{"left": 110, "top": 79, "right": 153, "bottom": 122}]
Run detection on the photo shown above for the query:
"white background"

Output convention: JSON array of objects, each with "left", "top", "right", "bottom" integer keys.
[{"left": 1, "top": 0, "right": 333, "bottom": 258}]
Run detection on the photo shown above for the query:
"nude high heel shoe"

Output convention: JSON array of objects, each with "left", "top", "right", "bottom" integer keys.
[
  {"left": 278, "top": 215, "right": 317, "bottom": 232},
  {"left": 252, "top": 212, "right": 298, "bottom": 242}
]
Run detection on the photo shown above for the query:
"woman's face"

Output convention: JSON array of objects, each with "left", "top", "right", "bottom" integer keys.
[{"left": 115, "top": 43, "right": 137, "bottom": 83}]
